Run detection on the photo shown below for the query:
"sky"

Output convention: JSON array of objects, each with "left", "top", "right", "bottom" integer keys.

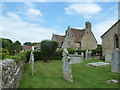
[{"left": 0, "top": 0, "right": 119, "bottom": 44}]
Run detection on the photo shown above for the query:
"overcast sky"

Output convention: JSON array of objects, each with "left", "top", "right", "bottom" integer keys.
[{"left": 0, "top": 0, "right": 119, "bottom": 44}]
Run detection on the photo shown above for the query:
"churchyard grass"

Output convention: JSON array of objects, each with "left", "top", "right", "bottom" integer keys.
[{"left": 18, "top": 59, "right": 119, "bottom": 88}]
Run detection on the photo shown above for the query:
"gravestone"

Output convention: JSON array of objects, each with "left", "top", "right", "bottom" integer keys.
[
  {"left": 105, "top": 50, "right": 112, "bottom": 62},
  {"left": 85, "top": 50, "right": 89, "bottom": 59},
  {"left": 69, "top": 52, "right": 82, "bottom": 64},
  {"left": 85, "top": 50, "right": 92, "bottom": 59},
  {"left": 111, "top": 49, "right": 120, "bottom": 73},
  {"left": 62, "top": 49, "right": 73, "bottom": 82},
  {"left": 88, "top": 50, "right": 92, "bottom": 59},
  {"left": 81, "top": 52, "right": 84, "bottom": 59},
  {"left": 87, "top": 62, "right": 110, "bottom": 67},
  {"left": 29, "top": 46, "right": 35, "bottom": 76}
]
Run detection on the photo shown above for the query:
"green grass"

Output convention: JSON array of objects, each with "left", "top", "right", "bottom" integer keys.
[{"left": 18, "top": 59, "right": 119, "bottom": 88}]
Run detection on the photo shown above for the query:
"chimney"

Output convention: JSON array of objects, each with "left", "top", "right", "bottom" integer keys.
[
  {"left": 85, "top": 22, "right": 91, "bottom": 30},
  {"left": 67, "top": 26, "right": 70, "bottom": 30}
]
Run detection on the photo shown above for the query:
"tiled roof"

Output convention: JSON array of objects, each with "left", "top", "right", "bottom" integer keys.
[
  {"left": 70, "top": 28, "right": 85, "bottom": 42},
  {"left": 52, "top": 34, "right": 65, "bottom": 48},
  {"left": 22, "top": 45, "right": 32, "bottom": 51},
  {"left": 34, "top": 44, "right": 40, "bottom": 49}
]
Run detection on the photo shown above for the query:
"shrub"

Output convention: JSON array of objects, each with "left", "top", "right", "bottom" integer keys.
[
  {"left": 3, "top": 50, "right": 31, "bottom": 62},
  {"left": 33, "top": 50, "right": 43, "bottom": 61},
  {"left": 0, "top": 48, "right": 9, "bottom": 59},
  {"left": 40, "top": 40, "right": 58, "bottom": 62}
]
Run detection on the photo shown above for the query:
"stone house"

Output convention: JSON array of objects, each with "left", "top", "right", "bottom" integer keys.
[
  {"left": 101, "top": 19, "right": 120, "bottom": 56},
  {"left": 52, "top": 22, "right": 97, "bottom": 50},
  {"left": 51, "top": 34, "right": 65, "bottom": 49},
  {"left": 22, "top": 44, "right": 40, "bottom": 52}
]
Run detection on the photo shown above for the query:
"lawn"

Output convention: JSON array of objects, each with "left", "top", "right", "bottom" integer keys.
[{"left": 18, "top": 59, "right": 119, "bottom": 88}]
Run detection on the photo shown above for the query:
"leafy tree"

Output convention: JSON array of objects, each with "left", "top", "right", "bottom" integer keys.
[
  {"left": 1, "top": 38, "right": 13, "bottom": 49},
  {"left": 40, "top": 40, "right": 58, "bottom": 62},
  {"left": 23, "top": 42, "right": 40, "bottom": 46},
  {"left": 13, "top": 41, "right": 22, "bottom": 54},
  {"left": 23, "top": 42, "right": 32, "bottom": 46}
]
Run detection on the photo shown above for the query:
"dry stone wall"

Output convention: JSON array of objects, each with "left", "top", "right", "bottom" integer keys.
[{"left": 0, "top": 59, "right": 24, "bottom": 89}]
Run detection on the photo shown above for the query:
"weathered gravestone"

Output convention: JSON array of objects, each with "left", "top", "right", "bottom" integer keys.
[
  {"left": 81, "top": 52, "right": 84, "bottom": 59},
  {"left": 85, "top": 50, "right": 92, "bottom": 59},
  {"left": 111, "top": 49, "right": 120, "bottom": 73},
  {"left": 69, "top": 52, "right": 82, "bottom": 64},
  {"left": 62, "top": 49, "right": 73, "bottom": 82},
  {"left": 29, "top": 46, "right": 35, "bottom": 76},
  {"left": 105, "top": 50, "right": 112, "bottom": 62}
]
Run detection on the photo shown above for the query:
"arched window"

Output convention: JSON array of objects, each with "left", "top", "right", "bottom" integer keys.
[
  {"left": 114, "top": 34, "right": 119, "bottom": 48},
  {"left": 61, "top": 42, "right": 64, "bottom": 48}
]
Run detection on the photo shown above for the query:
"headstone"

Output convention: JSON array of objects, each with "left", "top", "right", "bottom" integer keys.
[
  {"left": 74, "top": 52, "right": 78, "bottom": 55},
  {"left": 69, "top": 56, "right": 82, "bottom": 64},
  {"left": 62, "top": 49, "right": 73, "bottom": 82},
  {"left": 81, "top": 52, "right": 84, "bottom": 59},
  {"left": 105, "top": 50, "right": 112, "bottom": 62},
  {"left": 85, "top": 50, "right": 89, "bottom": 59},
  {"left": 85, "top": 50, "right": 92, "bottom": 59},
  {"left": 88, "top": 50, "right": 92, "bottom": 59},
  {"left": 111, "top": 49, "right": 120, "bottom": 73}
]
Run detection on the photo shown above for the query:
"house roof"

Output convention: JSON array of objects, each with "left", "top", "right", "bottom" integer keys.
[
  {"left": 22, "top": 45, "right": 32, "bottom": 51},
  {"left": 70, "top": 28, "right": 85, "bottom": 42},
  {"left": 34, "top": 44, "right": 40, "bottom": 49},
  {"left": 101, "top": 19, "right": 120, "bottom": 38},
  {"left": 52, "top": 34, "right": 65, "bottom": 48}
]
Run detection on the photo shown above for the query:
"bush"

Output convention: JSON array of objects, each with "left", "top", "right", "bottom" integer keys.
[
  {"left": 40, "top": 40, "right": 58, "bottom": 62},
  {"left": 0, "top": 48, "right": 9, "bottom": 59},
  {"left": 33, "top": 50, "right": 43, "bottom": 61},
  {"left": 4, "top": 50, "right": 31, "bottom": 62},
  {"left": 92, "top": 44, "right": 102, "bottom": 56}
]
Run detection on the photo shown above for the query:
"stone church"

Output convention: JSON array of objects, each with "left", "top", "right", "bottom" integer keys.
[
  {"left": 52, "top": 22, "right": 97, "bottom": 50},
  {"left": 101, "top": 19, "right": 120, "bottom": 56}
]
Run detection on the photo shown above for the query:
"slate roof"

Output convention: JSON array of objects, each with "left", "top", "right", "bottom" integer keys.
[{"left": 52, "top": 34, "right": 65, "bottom": 48}]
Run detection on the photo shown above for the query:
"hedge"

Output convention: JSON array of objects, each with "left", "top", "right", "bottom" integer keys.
[{"left": 3, "top": 48, "right": 102, "bottom": 62}]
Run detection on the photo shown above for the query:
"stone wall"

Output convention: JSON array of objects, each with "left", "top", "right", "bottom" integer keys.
[
  {"left": 0, "top": 59, "right": 24, "bottom": 89},
  {"left": 63, "top": 28, "right": 76, "bottom": 49},
  {"left": 81, "top": 22, "right": 97, "bottom": 50},
  {"left": 101, "top": 20, "right": 119, "bottom": 56}
]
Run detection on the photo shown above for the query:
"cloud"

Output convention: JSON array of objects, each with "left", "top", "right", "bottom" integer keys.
[
  {"left": 64, "top": 2, "right": 102, "bottom": 19},
  {"left": 0, "top": 15, "right": 62, "bottom": 44},
  {"left": 18, "top": 2, "right": 44, "bottom": 22},
  {"left": 93, "top": 18, "right": 117, "bottom": 44},
  {"left": 7, "top": 12, "right": 21, "bottom": 20},
  {"left": 26, "top": 8, "right": 43, "bottom": 16}
]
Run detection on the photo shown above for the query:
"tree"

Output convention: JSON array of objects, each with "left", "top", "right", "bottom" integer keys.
[
  {"left": 23, "top": 42, "right": 39, "bottom": 46},
  {"left": 13, "top": 41, "right": 22, "bottom": 54},
  {"left": 40, "top": 40, "right": 58, "bottom": 62}
]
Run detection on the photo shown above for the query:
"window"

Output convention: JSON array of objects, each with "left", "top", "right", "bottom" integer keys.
[
  {"left": 68, "top": 42, "right": 70, "bottom": 46},
  {"left": 61, "top": 42, "right": 64, "bottom": 48},
  {"left": 114, "top": 34, "right": 119, "bottom": 48}
]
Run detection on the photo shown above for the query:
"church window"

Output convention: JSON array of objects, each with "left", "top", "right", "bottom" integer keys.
[{"left": 114, "top": 34, "right": 119, "bottom": 48}]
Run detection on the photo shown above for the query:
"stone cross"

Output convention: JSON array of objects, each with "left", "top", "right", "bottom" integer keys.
[
  {"left": 29, "top": 46, "right": 35, "bottom": 76},
  {"left": 62, "top": 49, "right": 73, "bottom": 82}
]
